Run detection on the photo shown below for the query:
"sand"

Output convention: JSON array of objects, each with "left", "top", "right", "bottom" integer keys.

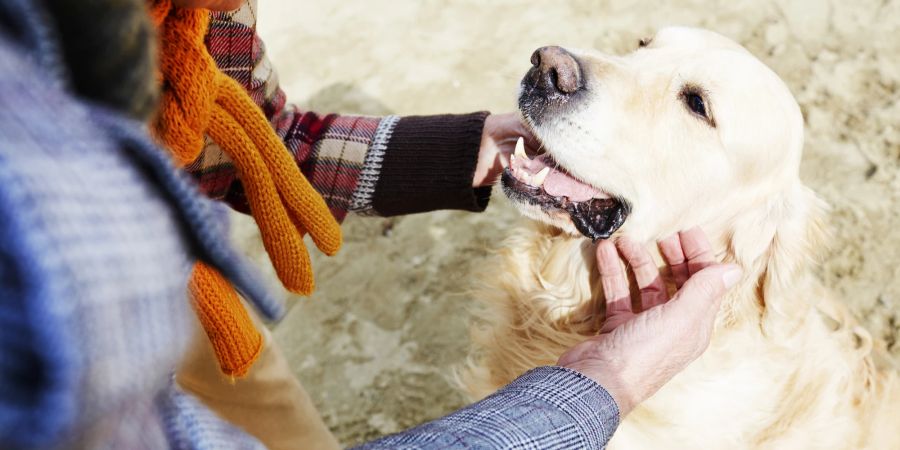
[{"left": 225, "top": 0, "right": 900, "bottom": 445}]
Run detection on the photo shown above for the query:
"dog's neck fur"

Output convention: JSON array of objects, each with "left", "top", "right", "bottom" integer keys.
[
  {"left": 711, "top": 181, "right": 829, "bottom": 334},
  {"left": 513, "top": 183, "right": 893, "bottom": 443}
]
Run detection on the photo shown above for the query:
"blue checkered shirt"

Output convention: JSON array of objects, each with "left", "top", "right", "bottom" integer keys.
[{"left": 355, "top": 367, "right": 620, "bottom": 449}]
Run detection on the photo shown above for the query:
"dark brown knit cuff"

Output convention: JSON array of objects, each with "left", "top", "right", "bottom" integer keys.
[{"left": 371, "top": 111, "right": 491, "bottom": 216}]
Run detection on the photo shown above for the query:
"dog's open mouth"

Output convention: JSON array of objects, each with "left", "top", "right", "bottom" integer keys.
[{"left": 501, "top": 139, "right": 629, "bottom": 240}]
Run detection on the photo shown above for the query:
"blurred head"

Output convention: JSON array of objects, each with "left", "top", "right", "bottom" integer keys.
[{"left": 173, "top": 0, "right": 243, "bottom": 11}]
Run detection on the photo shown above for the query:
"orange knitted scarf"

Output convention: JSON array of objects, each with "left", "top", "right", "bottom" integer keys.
[{"left": 149, "top": 0, "right": 341, "bottom": 376}]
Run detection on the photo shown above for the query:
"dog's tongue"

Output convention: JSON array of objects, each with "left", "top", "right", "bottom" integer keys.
[
  {"left": 542, "top": 168, "right": 604, "bottom": 202},
  {"left": 515, "top": 153, "right": 606, "bottom": 202}
]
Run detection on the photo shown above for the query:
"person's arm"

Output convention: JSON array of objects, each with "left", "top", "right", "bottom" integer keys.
[
  {"left": 354, "top": 366, "right": 618, "bottom": 450},
  {"left": 192, "top": 4, "right": 517, "bottom": 222}
]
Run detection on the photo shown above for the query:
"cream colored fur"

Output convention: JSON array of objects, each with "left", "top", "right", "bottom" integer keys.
[{"left": 461, "top": 27, "right": 900, "bottom": 449}]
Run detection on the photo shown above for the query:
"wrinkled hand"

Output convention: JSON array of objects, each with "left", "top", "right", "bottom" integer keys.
[
  {"left": 558, "top": 228, "right": 743, "bottom": 416},
  {"left": 474, "top": 113, "right": 540, "bottom": 188}
]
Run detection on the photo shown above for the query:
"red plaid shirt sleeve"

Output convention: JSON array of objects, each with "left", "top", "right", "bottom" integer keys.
[
  {"left": 186, "top": 2, "right": 387, "bottom": 222},
  {"left": 189, "top": 1, "right": 491, "bottom": 222}
]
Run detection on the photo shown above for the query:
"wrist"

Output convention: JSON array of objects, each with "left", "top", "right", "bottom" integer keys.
[{"left": 561, "top": 361, "right": 636, "bottom": 416}]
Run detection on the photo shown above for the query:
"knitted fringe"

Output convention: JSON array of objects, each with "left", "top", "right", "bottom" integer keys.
[
  {"left": 190, "top": 263, "right": 262, "bottom": 378},
  {"left": 149, "top": 0, "right": 341, "bottom": 376}
]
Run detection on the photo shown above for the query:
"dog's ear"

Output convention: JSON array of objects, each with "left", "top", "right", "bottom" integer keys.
[{"left": 729, "top": 183, "right": 829, "bottom": 335}]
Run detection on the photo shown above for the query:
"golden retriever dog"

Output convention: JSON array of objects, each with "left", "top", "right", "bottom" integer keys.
[{"left": 461, "top": 27, "right": 900, "bottom": 449}]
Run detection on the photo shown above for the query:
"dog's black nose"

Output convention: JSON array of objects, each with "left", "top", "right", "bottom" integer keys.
[{"left": 528, "top": 46, "right": 582, "bottom": 94}]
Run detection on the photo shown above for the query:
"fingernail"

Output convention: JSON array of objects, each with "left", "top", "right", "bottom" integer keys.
[{"left": 722, "top": 264, "right": 743, "bottom": 288}]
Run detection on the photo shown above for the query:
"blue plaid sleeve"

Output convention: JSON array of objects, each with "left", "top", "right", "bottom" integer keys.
[{"left": 354, "top": 366, "right": 620, "bottom": 450}]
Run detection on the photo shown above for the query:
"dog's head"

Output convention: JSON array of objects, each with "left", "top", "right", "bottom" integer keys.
[
  {"left": 505, "top": 26, "right": 810, "bottom": 243},
  {"left": 506, "top": 27, "right": 830, "bottom": 328}
]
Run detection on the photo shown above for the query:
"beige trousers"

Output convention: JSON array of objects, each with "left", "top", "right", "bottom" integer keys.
[{"left": 177, "top": 319, "right": 341, "bottom": 450}]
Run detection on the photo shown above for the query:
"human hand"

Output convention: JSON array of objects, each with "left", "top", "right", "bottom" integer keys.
[
  {"left": 558, "top": 228, "right": 743, "bottom": 416},
  {"left": 473, "top": 113, "right": 540, "bottom": 188}
]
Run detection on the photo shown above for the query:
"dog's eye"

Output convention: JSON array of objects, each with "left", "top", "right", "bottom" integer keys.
[
  {"left": 685, "top": 93, "right": 706, "bottom": 116},
  {"left": 638, "top": 37, "right": 652, "bottom": 48},
  {"left": 680, "top": 86, "right": 715, "bottom": 127}
]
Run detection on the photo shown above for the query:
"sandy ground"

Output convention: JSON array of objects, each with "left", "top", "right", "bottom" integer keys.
[{"left": 226, "top": 0, "right": 900, "bottom": 445}]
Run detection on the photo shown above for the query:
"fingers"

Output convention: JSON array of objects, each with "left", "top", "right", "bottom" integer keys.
[
  {"left": 665, "top": 263, "right": 741, "bottom": 349},
  {"left": 658, "top": 234, "right": 689, "bottom": 288},
  {"left": 596, "top": 240, "right": 632, "bottom": 315},
  {"left": 599, "top": 227, "right": 730, "bottom": 325},
  {"left": 659, "top": 227, "right": 717, "bottom": 288},
  {"left": 616, "top": 237, "right": 668, "bottom": 310},
  {"left": 669, "top": 264, "right": 742, "bottom": 312},
  {"left": 679, "top": 227, "right": 715, "bottom": 276},
  {"left": 520, "top": 129, "right": 542, "bottom": 156},
  {"left": 501, "top": 113, "right": 542, "bottom": 154}
]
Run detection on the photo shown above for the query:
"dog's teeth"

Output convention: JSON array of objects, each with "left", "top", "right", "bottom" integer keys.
[
  {"left": 522, "top": 173, "right": 533, "bottom": 184},
  {"left": 510, "top": 153, "right": 517, "bottom": 165},
  {"left": 533, "top": 167, "right": 550, "bottom": 186},
  {"left": 515, "top": 137, "right": 527, "bottom": 160}
]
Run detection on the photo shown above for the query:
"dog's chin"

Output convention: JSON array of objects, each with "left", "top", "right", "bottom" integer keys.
[{"left": 508, "top": 200, "right": 586, "bottom": 237}]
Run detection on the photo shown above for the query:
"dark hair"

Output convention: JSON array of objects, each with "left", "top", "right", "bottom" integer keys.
[{"left": 41, "top": 0, "right": 159, "bottom": 120}]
